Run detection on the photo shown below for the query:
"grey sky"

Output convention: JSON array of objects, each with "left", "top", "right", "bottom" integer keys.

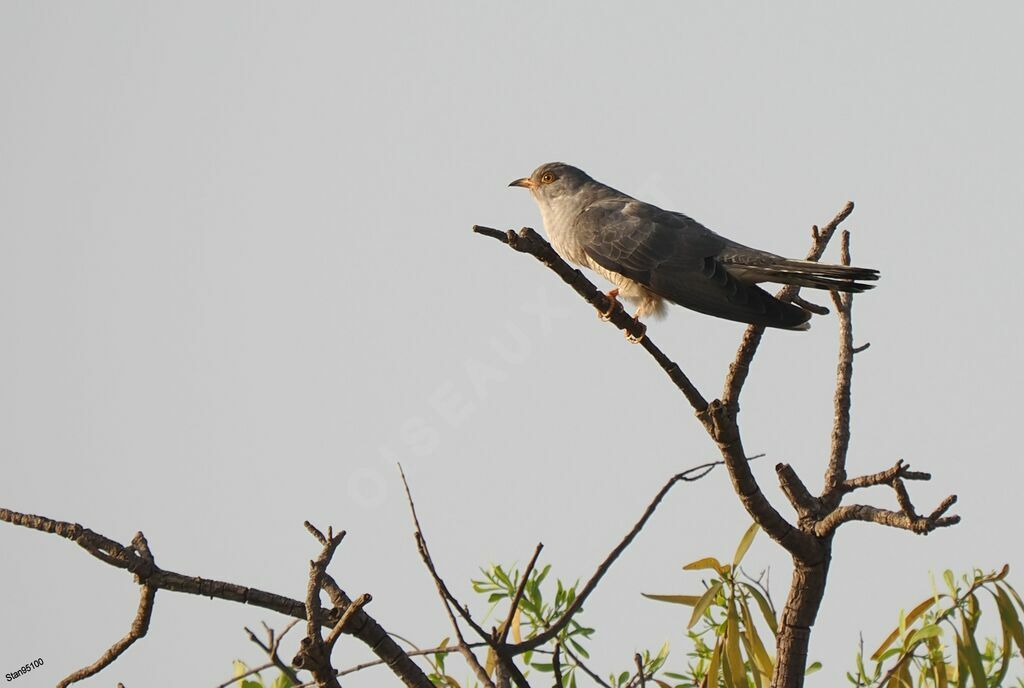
[{"left": 2, "top": 2, "right": 1022, "bottom": 686}]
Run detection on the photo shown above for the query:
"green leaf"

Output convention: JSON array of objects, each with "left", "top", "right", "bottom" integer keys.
[
  {"left": 871, "top": 596, "right": 936, "bottom": 660},
  {"left": 724, "top": 598, "right": 744, "bottom": 688},
  {"left": 955, "top": 629, "right": 986, "bottom": 688},
  {"left": 684, "top": 557, "right": 726, "bottom": 573},
  {"left": 994, "top": 585, "right": 1024, "bottom": 655},
  {"left": 740, "top": 583, "right": 778, "bottom": 635},
  {"left": 926, "top": 636, "right": 948, "bottom": 688},
  {"left": 272, "top": 673, "right": 294, "bottom": 688},
  {"left": 943, "top": 570, "right": 957, "bottom": 596},
  {"left": 739, "top": 597, "right": 774, "bottom": 680},
  {"left": 641, "top": 593, "right": 702, "bottom": 606},
  {"left": 804, "top": 661, "right": 822, "bottom": 675},
  {"left": 906, "top": 623, "right": 943, "bottom": 645},
  {"left": 530, "top": 662, "right": 554, "bottom": 672},
  {"left": 688, "top": 580, "right": 723, "bottom": 630},
  {"left": 732, "top": 523, "right": 760, "bottom": 567},
  {"left": 705, "top": 637, "right": 722, "bottom": 688}
]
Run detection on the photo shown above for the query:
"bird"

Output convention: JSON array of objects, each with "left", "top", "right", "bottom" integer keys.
[{"left": 509, "top": 162, "right": 878, "bottom": 335}]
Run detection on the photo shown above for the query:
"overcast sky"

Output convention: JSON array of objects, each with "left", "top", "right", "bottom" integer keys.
[{"left": 2, "top": 2, "right": 1023, "bottom": 686}]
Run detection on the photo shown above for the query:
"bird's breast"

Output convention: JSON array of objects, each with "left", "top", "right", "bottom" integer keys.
[{"left": 539, "top": 201, "right": 590, "bottom": 266}]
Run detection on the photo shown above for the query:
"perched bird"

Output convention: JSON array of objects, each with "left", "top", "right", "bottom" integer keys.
[{"left": 509, "top": 162, "right": 878, "bottom": 332}]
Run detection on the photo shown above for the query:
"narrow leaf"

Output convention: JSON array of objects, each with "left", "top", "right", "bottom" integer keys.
[
  {"left": 740, "top": 598, "right": 774, "bottom": 679},
  {"left": 740, "top": 583, "right": 778, "bottom": 635},
  {"left": 724, "top": 599, "right": 744, "bottom": 688},
  {"left": 994, "top": 585, "right": 1024, "bottom": 655},
  {"left": 732, "top": 523, "right": 760, "bottom": 567},
  {"left": 906, "top": 623, "right": 943, "bottom": 645},
  {"left": 684, "top": 557, "right": 726, "bottom": 573},
  {"left": 956, "top": 627, "right": 987, "bottom": 688},
  {"left": 688, "top": 580, "right": 723, "bottom": 630},
  {"left": 705, "top": 638, "right": 722, "bottom": 688},
  {"left": 642, "top": 593, "right": 702, "bottom": 606},
  {"left": 871, "top": 596, "right": 936, "bottom": 660}
]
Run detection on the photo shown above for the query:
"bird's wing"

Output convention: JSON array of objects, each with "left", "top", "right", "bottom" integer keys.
[{"left": 574, "top": 199, "right": 810, "bottom": 328}]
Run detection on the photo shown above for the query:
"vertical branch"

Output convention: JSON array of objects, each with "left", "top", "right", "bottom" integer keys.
[
  {"left": 823, "top": 230, "right": 854, "bottom": 499},
  {"left": 722, "top": 202, "right": 855, "bottom": 408}
]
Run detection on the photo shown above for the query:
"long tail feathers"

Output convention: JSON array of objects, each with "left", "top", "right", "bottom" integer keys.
[{"left": 746, "top": 259, "right": 880, "bottom": 293}]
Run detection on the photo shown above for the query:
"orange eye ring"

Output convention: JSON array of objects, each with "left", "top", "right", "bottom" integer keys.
[{"left": 540, "top": 172, "right": 556, "bottom": 184}]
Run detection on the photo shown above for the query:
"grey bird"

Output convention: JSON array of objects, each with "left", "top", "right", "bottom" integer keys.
[{"left": 509, "top": 162, "right": 878, "bottom": 332}]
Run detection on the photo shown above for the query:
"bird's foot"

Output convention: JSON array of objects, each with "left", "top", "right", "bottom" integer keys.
[
  {"left": 625, "top": 313, "right": 647, "bottom": 343},
  {"left": 598, "top": 289, "right": 621, "bottom": 320}
]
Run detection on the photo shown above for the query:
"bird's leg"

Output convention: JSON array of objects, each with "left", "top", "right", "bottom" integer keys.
[
  {"left": 598, "top": 288, "right": 621, "bottom": 320},
  {"left": 625, "top": 309, "right": 647, "bottom": 344}
]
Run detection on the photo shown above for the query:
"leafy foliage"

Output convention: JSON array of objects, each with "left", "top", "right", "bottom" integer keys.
[
  {"left": 644, "top": 523, "right": 822, "bottom": 687},
  {"left": 226, "top": 531, "right": 1023, "bottom": 687},
  {"left": 848, "top": 566, "right": 1024, "bottom": 687}
]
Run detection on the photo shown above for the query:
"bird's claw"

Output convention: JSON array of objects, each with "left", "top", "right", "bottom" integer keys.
[
  {"left": 598, "top": 289, "right": 620, "bottom": 320},
  {"left": 625, "top": 317, "right": 647, "bottom": 344}
]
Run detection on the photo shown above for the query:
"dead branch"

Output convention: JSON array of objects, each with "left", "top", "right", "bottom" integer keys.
[
  {"left": 510, "top": 459, "right": 752, "bottom": 654},
  {"left": 473, "top": 225, "right": 708, "bottom": 413},
  {"left": 243, "top": 620, "right": 302, "bottom": 687},
  {"left": 399, "top": 465, "right": 498, "bottom": 688},
  {"left": 720, "top": 202, "right": 855, "bottom": 409},
  {"left": 0, "top": 508, "right": 433, "bottom": 688},
  {"left": 814, "top": 498, "right": 960, "bottom": 537},
  {"left": 497, "top": 543, "right": 543, "bottom": 646},
  {"left": 56, "top": 534, "right": 156, "bottom": 688}
]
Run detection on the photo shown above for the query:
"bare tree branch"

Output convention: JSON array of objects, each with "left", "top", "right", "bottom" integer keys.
[
  {"left": 814, "top": 498, "right": 960, "bottom": 537},
  {"left": 0, "top": 508, "right": 434, "bottom": 688},
  {"left": 473, "top": 225, "right": 709, "bottom": 413},
  {"left": 57, "top": 534, "right": 156, "bottom": 688},
  {"left": 840, "top": 459, "right": 931, "bottom": 492},
  {"left": 721, "top": 202, "right": 856, "bottom": 409},
  {"left": 822, "top": 230, "right": 855, "bottom": 496},
  {"left": 243, "top": 620, "right": 302, "bottom": 687},
  {"left": 399, "top": 465, "right": 498, "bottom": 688},
  {"left": 511, "top": 459, "right": 746, "bottom": 653},
  {"left": 562, "top": 642, "right": 612, "bottom": 688},
  {"left": 552, "top": 642, "right": 564, "bottom": 688},
  {"left": 497, "top": 543, "right": 543, "bottom": 646}
]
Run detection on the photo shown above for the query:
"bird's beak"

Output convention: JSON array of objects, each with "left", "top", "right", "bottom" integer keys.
[{"left": 508, "top": 177, "right": 534, "bottom": 189}]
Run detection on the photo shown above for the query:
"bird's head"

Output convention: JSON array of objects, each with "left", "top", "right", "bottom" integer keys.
[{"left": 509, "top": 163, "right": 594, "bottom": 209}]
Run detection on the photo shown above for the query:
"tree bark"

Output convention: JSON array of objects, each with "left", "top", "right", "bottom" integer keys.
[{"left": 772, "top": 550, "right": 832, "bottom": 688}]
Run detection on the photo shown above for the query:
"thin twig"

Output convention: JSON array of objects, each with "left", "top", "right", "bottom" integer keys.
[
  {"left": 510, "top": 458, "right": 753, "bottom": 653},
  {"left": 498, "top": 543, "right": 543, "bottom": 646},
  {"left": 336, "top": 642, "right": 490, "bottom": 677},
  {"left": 399, "top": 465, "right": 497, "bottom": 688},
  {"left": 552, "top": 642, "right": 564, "bottom": 688},
  {"left": 0, "top": 508, "right": 434, "bottom": 688},
  {"left": 57, "top": 533, "right": 157, "bottom": 688},
  {"left": 562, "top": 642, "right": 613, "bottom": 688},
  {"left": 722, "top": 202, "right": 855, "bottom": 408},
  {"left": 243, "top": 620, "right": 302, "bottom": 686},
  {"left": 214, "top": 661, "right": 278, "bottom": 688}
]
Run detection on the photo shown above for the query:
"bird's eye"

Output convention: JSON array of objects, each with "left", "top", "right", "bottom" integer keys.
[{"left": 540, "top": 172, "right": 557, "bottom": 184}]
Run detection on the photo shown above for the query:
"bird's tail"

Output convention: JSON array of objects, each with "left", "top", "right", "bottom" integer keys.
[{"left": 745, "top": 259, "right": 879, "bottom": 293}]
